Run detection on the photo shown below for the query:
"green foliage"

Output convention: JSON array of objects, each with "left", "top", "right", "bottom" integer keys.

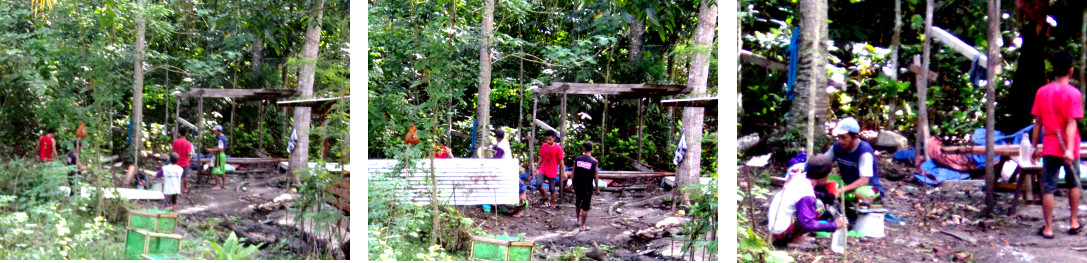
[
  {"left": 549, "top": 246, "right": 589, "bottom": 261},
  {"left": 289, "top": 164, "right": 349, "bottom": 259},
  {"left": 737, "top": 169, "right": 792, "bottom": 263},
  {"left": 680, "top": 173, "right": 718, "bottom": 260},
  {"left": 368, "top": 147, "right": 486, "bottom": 261},
  {"left": 208, "top": 232, "right": 262, "bottom": 260}
]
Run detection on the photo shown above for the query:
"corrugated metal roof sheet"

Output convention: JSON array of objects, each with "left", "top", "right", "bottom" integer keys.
[{"left": 369, "top": 159, "right": 520, "bottom": 205}]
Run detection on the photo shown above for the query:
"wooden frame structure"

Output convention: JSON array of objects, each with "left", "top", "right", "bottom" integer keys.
[
  {"left": 173, "top": 88, "right": 299, "bottom": 184},
  {"left": 276, "top": 95, "right": 350, "bottom": 161},
  {"left": 529, "top": 82, "right": 690, "bottom": 198},
  {"left": 174, "top": 88, "right": 298, "bottom": 153}
]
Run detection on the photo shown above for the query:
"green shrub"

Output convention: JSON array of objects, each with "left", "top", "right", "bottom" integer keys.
[{"left": 208, "top": 232, "right": 262, "bottom": 260}]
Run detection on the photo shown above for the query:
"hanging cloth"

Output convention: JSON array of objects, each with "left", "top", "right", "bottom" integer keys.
[
  {"left": 674, "top": 134, "right": 688, "bottom": 166},
  {"left": 786, "top": 27, "right": 801, "bottom": 100}
]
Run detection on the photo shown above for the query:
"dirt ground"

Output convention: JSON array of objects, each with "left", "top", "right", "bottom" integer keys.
[
  {"left": 122, "top": 158, "right": 347, "bottom": 260},
  {"left": 460, "top": 183, "right": 713, "bottom": 261},
  {"left": 741, "top": 151, "right": 1087, "bottom": 262}
]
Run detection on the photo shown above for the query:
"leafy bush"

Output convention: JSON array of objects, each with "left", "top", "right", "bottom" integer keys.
[
  {"left": 208, "top": 232, "right": 262, "bottom": 260},
  {"left": 681, "top": 173, "right": 719, "bottom": 260}
]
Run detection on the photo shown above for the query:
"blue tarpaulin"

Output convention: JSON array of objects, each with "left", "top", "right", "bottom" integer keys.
[{"left": 914, "top": 159, "right": 971, "bottom": 186}]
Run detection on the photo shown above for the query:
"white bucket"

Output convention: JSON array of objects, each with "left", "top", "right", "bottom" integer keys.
[{"left": 853, "top": 212, "right": 886, "bottom": 238}]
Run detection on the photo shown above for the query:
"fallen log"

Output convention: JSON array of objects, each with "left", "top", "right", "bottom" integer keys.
[
  {"left": 598, "top": 171, "right": 674, "bottom": 179},
  {"left": 610, "top": 195, "right": 670, "bottom": 215},
  {"left": 218, "top": 214, "right": 274, "bottom": 248}
]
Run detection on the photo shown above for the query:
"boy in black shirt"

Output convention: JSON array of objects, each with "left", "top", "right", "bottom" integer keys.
[{"left": 571, "top": 141, "right": 600, "bottom": 231}]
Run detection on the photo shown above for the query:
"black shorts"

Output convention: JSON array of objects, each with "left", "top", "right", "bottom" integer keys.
[
  {"left": 575, "top": 193, "right": 592, "bottom": 211},
  {"left": 1042, "top": 156, "right": 1081, "bottom": 194}
]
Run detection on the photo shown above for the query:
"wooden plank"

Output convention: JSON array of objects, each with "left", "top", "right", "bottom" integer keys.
[
  {"left": 536, "top": 82, "right": 690, "bottom": 96},
  {"left": 177, "top": 88, "right": 298, "bottom": 99},
  {"left": 941, "top": 145, "right": 1087, "bottom": 158},
  {"left": 193, "top": 157, "right": 289, "bottom": 164},
  {"left": 326, "top": 186, "right": 349, "bottom": 199}
]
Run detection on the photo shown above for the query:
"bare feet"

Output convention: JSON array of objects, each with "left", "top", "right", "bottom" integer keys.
[
  {"left": 210, "top": 186, "right": 221, "bottom": 190},
  {"left": 512, "top": 211, "right": 525, "bottom": 218}
]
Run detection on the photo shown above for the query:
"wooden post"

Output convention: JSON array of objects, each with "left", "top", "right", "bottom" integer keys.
[
  {"left": 560, "top": 90, "right": 567, "bottom": 200},
  {"left": 1081, "top": 8, "right": 1087, "bottom": 106},
  {"left": 918, "top": 0, "right": 934, "bottom": 161},
  {"left": 283, "top": 107, "right": 288, "bottom": 155},
  {"left": 886, "top": 0, "right": 902, "bottom": 129},
  {"left": 174, "top": 97, "right": 180, "bottom": 141},
  {"left": 983, "top": 0, "right": 1002, "bottom": 216},
  {"left": 197, "top": 97, "right": 204, "bottom": 155},
  {"left": 231, "top": 101, "right": 236, "bottom": 151},
  {"left": 602, "top": 96, "right": 607, "bottom": 167},
  {"left": 530, "top": 94, "right": 538, "bottom": 179},
  {"left": 258, "top": 101, "right": 264, "bottom": 151},
  {"left": 637, "top": 98, "right": 643, "bottom": 163}
]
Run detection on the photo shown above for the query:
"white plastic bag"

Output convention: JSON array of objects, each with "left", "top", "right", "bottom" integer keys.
[{"left": 830, "top": 228, "right": 846, "bottom": 253}]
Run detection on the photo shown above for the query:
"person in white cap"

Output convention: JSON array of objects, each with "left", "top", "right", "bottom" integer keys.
[
  {"left": 206, "top": 125, "right": 228, "bottom": 190},
  {"left": 825, "top": 117, "right": 883, "bottom": 209}
]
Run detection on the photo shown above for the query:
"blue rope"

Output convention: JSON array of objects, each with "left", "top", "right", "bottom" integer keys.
[
  {"left": 468, "top": 118, "right": 478, "bottom": 152},
  {"left": 786, "top": 27, "right": 800, "bottom": 100}
]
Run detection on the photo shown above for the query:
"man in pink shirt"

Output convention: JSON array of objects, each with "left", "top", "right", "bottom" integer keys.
[
  {"left": 1030, "top": 51, "right": 1083, "bottom": 239},
  {"left": 534, "top": 130, "right": 566, "bottom": 209},
  {"left": 173, "top": 128, "right": 196, "bottom": 194}
]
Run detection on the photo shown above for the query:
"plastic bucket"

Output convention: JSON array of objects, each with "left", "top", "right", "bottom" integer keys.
[{"left": 854, "top": 212, "right": 886, "bottom": 238}]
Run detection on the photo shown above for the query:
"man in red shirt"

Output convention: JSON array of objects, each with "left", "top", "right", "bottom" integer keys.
[
  {"left": 434, "top": 138, "right": 454, "bottom": 159},
  {"left": 173, "top": 128, "right": 196, "bottom": 193},
  {"left": 1031, "top": 51, "right": 1083, "bottom": 239},
  {"left": 534, "top": 130, "right": 566, "bottom": 209},
  {"left": 38, "top": 127, "right": 57, "bottom": 162}
]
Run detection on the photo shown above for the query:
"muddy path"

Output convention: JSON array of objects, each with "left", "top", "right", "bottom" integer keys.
[
  {"left": 460, "top": 185, "right": 713, "bottom": 261},
  {"left": 741, "top": 151, "right": 1087, "bottom": 262}
]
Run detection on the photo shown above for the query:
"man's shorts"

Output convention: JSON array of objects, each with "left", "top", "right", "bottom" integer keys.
[
  {"left": 844, "top": 186, "right": 881, "bottom": 204},
  {"left": 827, "top": 175, "right": 881, "bottom": 203},
  {"left": 535, "top": 173, "right": 559, "bottom": 193},
  {"left": 575, "top": 193, "right": 592, "bottom": 211},
  {"left": 1042, "top": 156, "right": 1080, "bottom": 194},
  {"left": 182, "top": 166, "right": 192, "bottom": 179},
  {"left": 212, "top": 153, "right": 227, "bottom": 175}
]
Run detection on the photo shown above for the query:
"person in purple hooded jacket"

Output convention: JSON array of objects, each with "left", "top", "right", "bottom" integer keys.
[{"left": 767, "top": 154, "right": 848, "bottom": 249}]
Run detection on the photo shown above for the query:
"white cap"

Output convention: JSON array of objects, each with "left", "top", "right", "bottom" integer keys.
[{"left": 832, "top": 117, "right": 860, "bottom": 136}]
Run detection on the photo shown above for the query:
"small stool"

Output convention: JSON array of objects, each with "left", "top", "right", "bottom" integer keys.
[{"left": 1009, "top": 165, "right": 1043, "bottom": 215}]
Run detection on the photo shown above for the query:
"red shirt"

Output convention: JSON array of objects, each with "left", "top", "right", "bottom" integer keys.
[
  {"left": 1032, "top": 82, "right": 1083, "bottom": 158},
  {"left": 38, "top": 135, "right": 54, "bottom": 161},
  {"left": 434, "top": 146, "right": 451, "bottom": 159},
  {"left": 538, "top": 143, "right": 564, "bottom": 178},
  {"left": 173, "top": 138, "right": 193, "bottom": 167}
]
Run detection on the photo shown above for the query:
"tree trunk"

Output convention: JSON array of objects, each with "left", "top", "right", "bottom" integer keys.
[
  {"left": 289, "top": 0, "right": 324, "bottom": 183},
  {"left": 476, "top": 0, "right": 495, "bottom": 157},
  {"left": 790, "top": 0, "right": 829, "bottom": 155},
  {"left": 675, "top": 0, "right": 716, "bottom": 203},
  {"left": 251, "top": 36, "right": 264, "bottom": 72},
  {"left": 885, "top": 0, "right": 902, "bottom": 129},
  {"left": 1081, "top": 8, "right": 1086, "bottom": 106},
  {"left": 996, "top": 0, "right": 1048, "bottom": 132},
  {"left": 983, "top": 0, "right": 1002, "bottom": 216},
  {"left": 918, "top": 0, "right": 934, "bottom": 161},
  {"left": 629, "top": 16, "right": 644, "bottom": 61},
  {"left": 132, "top": 0, "right": 146, "bottom": 166}
]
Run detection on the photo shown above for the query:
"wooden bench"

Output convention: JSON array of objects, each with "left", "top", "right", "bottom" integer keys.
[{"left": 942, "top": 145, "right": 1087, "bottom": 215}]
